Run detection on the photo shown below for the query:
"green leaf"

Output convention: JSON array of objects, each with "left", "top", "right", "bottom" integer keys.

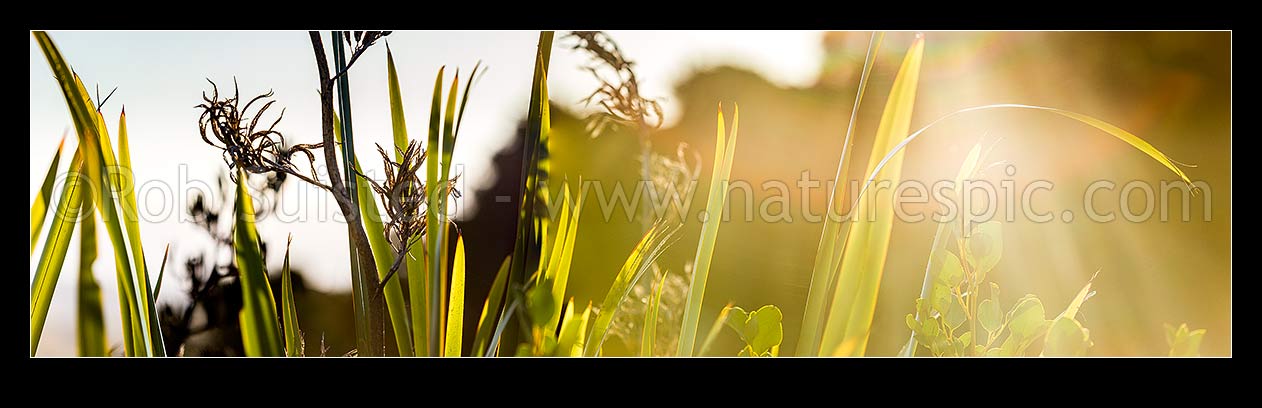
[
  {"left": 724, "top": 306, "right": 749, "bottom": 333},
  {"left": 118, "top": 111, "right": 166, "bottom": 357},
  {"left": 555, "top": 300, "right": 591, "bottom": 357},
  {"left": 929, "top": 284, "right": 952, "bottom": 315},
  {"left": 1056, "top": 271, "right": 1098, "bottom": 321},
  {"left": 900, "top": 143, "right": 984, "bottom": 357},
  {"left": 386, "top": 47, "right": 409, "bottom": 161},
  {"left": 1042, "top": 316, "right": 1090, "bottom": 357},
  {"left": 938, "top": 252, "right": 965, "bottom": 288},
  {"left": 743, "top": 305, "right": 784, "bottom": 355},
  {"left": 31, "top": 149, "right": 85, "bottom": 356},
  {"left": 502, "top": 32, "right": 554, "bottom": 355},
  {"left": 444, "top": 236, "right": 466, "bottom": 357},
  {"left": 799, "top": 31, "right": 884, "bottom": 356},
  {"left": 233, "top": 169, "right": 283, "bottom": 357},
  {"left": 1167, "top": 323, "right": 1207, "bottom": 357},
  {"left": 641, "top": 271, "right": 668, "bottom": 357},
  {"left": 473, "top": 257, "right": 510, "bottom": 357},
  {"left": 543, "top": 186, "right": 582, "bottom": 330},
  {"left": 697, "top": 303, "right": 736, "bottom": 357},
  {"left": 1007, "top": 295, "right": 1048, "bottom": 341},
  {"left": 584, "top": 221, "right": 680, "bottom": 356},
  {"left": 821, "top": 35, "right": 925, "bottom": 357},
  {"left": 33, "top": 32, "right": 149, "bottom": 355},
  {"left": 76, "top": 175, "right": 105, "bottom": 357},
  {"left": 945, "top": 296, "right": 967, "bottom": 330},
  {"left": 423, "top": 66, "right": 446, "bottom": 357},
  {"left": 678, "top": 103, "right": 741, "bottom": 357},
  {"left": 527, "top": 277, "right": 557, "bottom": 327},
  {"left": 979, "top": 298, "right": 1002, "bottom": 334},
  {"left": 335, "top": 109, "right": 413, "bottom": 356},
  {"left": 963, "top": 221, "right": 1003, "bottom": 281},
  {"left": 281, "top": 236, "right": 303, "bottom": 357},
  {"left": 31, "top": 136, "right": 65, "bottom": 255}
]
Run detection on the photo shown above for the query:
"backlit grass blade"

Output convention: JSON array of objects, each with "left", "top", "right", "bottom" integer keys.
[
  {"left": 502, "top": 32, "right": 554, "bottom": 354},
  {"left": 31, "top": 135, "right": 66, "bottom": 255},
  {"left": 31, "top": 149, "right": 85, "bottom": 356},
  {"left": 641, "top": 270, "right": 668, "bottom": 357},
  {"left": 698, "top": 303, "right": 735, "bottom": 357},
  {"left": 543, "top": 186, "right": 582, "bottom": 330},
  {"left": 34, "top": 31, "right": 146, "bottom": 355},
  {"left": 422, "top": 66, "right": 446, "bottom": 357},
  {"left": 677, "top": 103, "right": 741, "bottom": 357},
  {"left": 335, "top": 110, "right": 413, "bottom": 356},
  {"left": 798, "top": 31, "right": 883, "bottom": 356},
  {"left": 117, "top": 110, "right": 165, "bottom": 356},
  {"left": 386, "top": 47, "right": 409, "bottom": 161},
  {"left": 434, "top": 70, "right": 462, "bottom": 350},
  {"left": 556, "top": 300, "right": 591, "bottom": 357},
  {"left": 444, "top": 236, "right": 467, "bottom": 357},
  {"left": 821, "top": 35, "right": 925, "bottom": 357},
  {"left": 282, "top": 236, "right": 303, "bottom": 357},
  {"left": 233, "top": 169, "right": 283, "bottom": 357},
  {"left": 853, "top": 103, "right": 1194, "bottom": 205},
  {"left": 472, "top": 257, "right": 511, "bottom": 357},
  {"left": 90, "top": 104, "right": 150, "bottom": 356},
  {"left": 153, "top": 244, "right": 170, "bottom": 299},
  {"left": 77, "top": 171, "right": 106, "bottom": 357},
  {"left": 584, "top": 221, "right": 681, "bottom": 356}
]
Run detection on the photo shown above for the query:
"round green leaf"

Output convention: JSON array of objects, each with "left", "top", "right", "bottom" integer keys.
[
  {"left": 964, "top": 221, "right": 1003, "bottom": 280},
  {"left": 979, "top": 298, "right": 1002, "bottom": 333},
  {"left": 745, "top": 305, "right": 784, "bottom": 355},
  {"left": 930, "top": 284, "right": 952, "bottom": 315},
  {"left": 1007, "top": 295, "right": 1047, "bottom": 339},
  {"left": 1042, "top": 316, "right": 1090, "bottom": 357},
  {"left": 938, "top": 252, "right": 965, "bottom": 288}
]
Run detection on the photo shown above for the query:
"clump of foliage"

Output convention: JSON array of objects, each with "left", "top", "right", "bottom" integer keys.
[
  {"left": 723, "top": 305, "right": 784, "bottom": 357},
  {"left": 1165, "top": 323, "right": 1207, "bottom": 357}
]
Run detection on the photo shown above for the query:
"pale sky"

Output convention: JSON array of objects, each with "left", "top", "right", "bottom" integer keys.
[{"left": 29, "top": 30, "right": 826, "bottom": 355}]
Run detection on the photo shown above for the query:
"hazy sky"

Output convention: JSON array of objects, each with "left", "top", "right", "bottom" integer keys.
[{"left": 29, "top": 30, "right": 826, "bottom": 355}]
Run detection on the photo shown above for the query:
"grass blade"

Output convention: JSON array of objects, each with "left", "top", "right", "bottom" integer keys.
[
  {"left": 640, "top": 270, "right": 668, "bottom": 357},
  {"left": 335, "top": 110, "right": 414, "bottom": 356},
  {"left": 821, "top": 35, "right": 925, "bottom": 357},
  {"left": 555, "top": 300, "right": 591, "bottom": 357},
  {"left": 386, "top": 47, "right": 409, "bottom": 161},
  {"left": 853, "top": 103, "right": 1194, "bottom": 204},
  {"left": 33, "top": 31, "right": 147, "bottom": 355},
  {"left": 444, "top": 235, "right": 467, "bottom": 357},
  {"left": 31, "top": 135, "right": 66, "bottom": 255},
  {"left": 233, "top": 169, "right": 283, "bottom": 357},
  {"left": 697, "top": 303, "right": 735, "bottom": 357},
  {"left": 282, "top": 235, "right": 303, "bottom": 357},
  {"left": 384, "top": 53, "right": 422, "bottom": 354},
  {"left": 153, "top": 244, "right": 170, "bottom": 299},
  {"left": 502, "top": 32, "right": 554, "bottom": 353},
  {"left": 31, "top": 149, "right": 85, "bottom": 356},
  {"left": 434, "top": 70, "right": 462, "bottom": 351},
  {"left": 543, "top": 186, "right": 582, "bottom": 330},
  {"left": 77, "top": 170, "right": 106, "bottom": 357},
  {"left": 798, "top": 31, "right": 883, "bottom": 356},
  {"left": 677, "top": 103, "right": 741, "bottom": 357},
  {"left": 584, "top": 221, "right": 681, "bottom": 356},
  {"left": 117, "top": 110, "right": 165, "bottom": 356},
  {"left": 472, "top": 257, "right": 511, "bottom": 357},
  {"left": 422, "top": 66, "right": 446, "bottom": 357}
]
